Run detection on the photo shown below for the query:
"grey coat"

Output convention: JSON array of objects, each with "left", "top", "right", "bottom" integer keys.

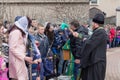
[{"left": 34, "top": 33, "right": 49, "bottom": 59}]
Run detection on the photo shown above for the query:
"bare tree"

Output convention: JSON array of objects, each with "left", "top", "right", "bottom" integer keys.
[
  {"left": 48, "top": 0, "right": 89, "bottom": 23},
  {"left": 0, "top": 0, "right": 7, "bottom": 20}
]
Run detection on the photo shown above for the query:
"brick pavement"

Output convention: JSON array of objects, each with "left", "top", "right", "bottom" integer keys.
[{"left": 105, "top": 48, "right": 120, "bottom": 80}]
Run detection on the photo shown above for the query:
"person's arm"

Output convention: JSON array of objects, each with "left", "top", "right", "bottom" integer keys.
[
  {"left": 29, "top": 34, "right": 42, "bottom": 62},
  {"left": 58, "top": 34, "right": 67, "bottom": 49},
  {"left": 69, "top": 27, "right": 89, "bottom": 40},
  {"left": 34, "top": 34, "right": 39, "bottom": 41},
  {"left": 69, "top": 28, "right": 83, "bottom": 39}
]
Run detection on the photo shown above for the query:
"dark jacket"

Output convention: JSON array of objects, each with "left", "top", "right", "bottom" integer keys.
[
  {"left": 52, "top": 30, "right": 66, "bottom": 54},
  {"left": 43, "top": 58, "right": 54, "bottom": 76},
  {"left": 26, "top": 33, "right": 41, "bottom": 69},
  {"left": 69, "top": 26, "right": 89, "bottom": 59},
  {"left": 27, "top": 33, "right": 41, "bottom": 60},
  {"left": 80, "top": 27, "right": 107, "bottom": 68},
  {"left": 34, "top": 33, "right": 49, "bottom": 59}
]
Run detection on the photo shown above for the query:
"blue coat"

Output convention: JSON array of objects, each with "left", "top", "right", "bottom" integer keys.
[
  {"left": 27, "top": 33, "right": 41, "bottom": 60},
  {"left": 43, "top": 58, "right": 54, "bottom": 76}
]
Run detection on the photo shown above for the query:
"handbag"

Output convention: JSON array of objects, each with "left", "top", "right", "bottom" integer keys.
[{"left": 43, "top": 41, "right": 55, "bottom": 76}]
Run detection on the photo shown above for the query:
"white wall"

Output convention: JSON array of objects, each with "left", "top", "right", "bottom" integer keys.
[{"left": 90, "top": 0, "right": 120, "bottom": 17}]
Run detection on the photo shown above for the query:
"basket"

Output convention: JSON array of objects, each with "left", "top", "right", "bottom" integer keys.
[
  {"left": 57, "top": 75, "right": 71, "bottom": 80},
  {"left": 63, "top": 50, "right": 70, "bottom": 60},
  {"left": 62, "top": 40, "right": 70, "bottom": 60}
]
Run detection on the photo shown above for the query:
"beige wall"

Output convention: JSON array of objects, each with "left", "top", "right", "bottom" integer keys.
[
  {"left": 90, "top": 0, "right": 120, "bottom": 17},
  {"left": 0, "top": 0, "right": 89, "bottom": 3},
  {"left": 116, "top": 11, "right": 120, "bottom": 26},
  {"left": 0, "top": 1, "right": 89, "bottom": 24}
]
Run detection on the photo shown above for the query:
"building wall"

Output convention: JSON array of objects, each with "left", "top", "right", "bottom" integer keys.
[
  {"left": 0, "top": 0, "right": 89, "bottom": 24},
  {"left": 90, "top": 0, "right": 120, "bottom": 17},
  {"left": 116, "top": 11, "right": 120, "bottom": 26},
  {"left": 0, "top": 0, "right": 89, "bottom": 3}
]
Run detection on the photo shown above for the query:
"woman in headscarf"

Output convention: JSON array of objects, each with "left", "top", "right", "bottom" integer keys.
[{"left": 9, "top": 16, "right": 33, "bottom": 80}]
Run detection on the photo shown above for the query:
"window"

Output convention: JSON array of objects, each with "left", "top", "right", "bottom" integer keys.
[
  {"left": 91, "top": 0, "right": 97, "bottom": 3},
  {"left": 90, "top": 0, "right": 99, "bottom": 5}
]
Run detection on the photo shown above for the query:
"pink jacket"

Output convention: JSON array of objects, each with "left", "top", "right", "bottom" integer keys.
[
  {"left": 9, "top": 29, "right": 28, "bottom": 80},
  {"left": 0, "top": 57, "right": 8, "bottom": 80}
]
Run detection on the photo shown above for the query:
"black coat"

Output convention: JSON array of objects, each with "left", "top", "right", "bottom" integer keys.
[
  {"left": 80, "top": 27, "right": 107, "bottom": 80},
  {"left": 69, "top": 26, "right": 88, "bottom": 59}
]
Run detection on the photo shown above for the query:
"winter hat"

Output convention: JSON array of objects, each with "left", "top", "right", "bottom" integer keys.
[
  {"left": 93, "top": 13, "right": 105, "bottom": 24},
  {"left": 14, "top": 16, "right": 22, "bottom": 22},
  {"left": 15, "top": 16, "right": 28, "bottom": 34},
  {"left": 60, "top": 23, "right": 69, "bottom": 30}
]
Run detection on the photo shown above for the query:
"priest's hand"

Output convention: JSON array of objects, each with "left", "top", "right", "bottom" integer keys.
[
  {"left": 73, "top": 32, "right": 79, "bottom": 37},
  {"left": 75, "top": 59, "right": 80, "bottom": 64}
]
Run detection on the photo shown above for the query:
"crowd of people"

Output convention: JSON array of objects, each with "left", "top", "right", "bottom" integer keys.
[
  {"left": 104, "top": 24, "right": 120, "bottom": 48},
  {"left": 0, "top": 13, "right": 119, "bottom": 80}
]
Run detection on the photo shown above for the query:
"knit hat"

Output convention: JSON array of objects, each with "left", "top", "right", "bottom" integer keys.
[
  {"left": 93, "top": 13, "right": 105, "bottom": 24},
  {"left": 15, "top": 16, "right": 28, "bottom": 34},
  {"left": 60, "top": 23, "right": 69, "bottom": 30}
]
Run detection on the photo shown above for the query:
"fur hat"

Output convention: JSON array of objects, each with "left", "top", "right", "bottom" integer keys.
[{"left": 93, "top": 13, "right": 105, "bottom": 24}]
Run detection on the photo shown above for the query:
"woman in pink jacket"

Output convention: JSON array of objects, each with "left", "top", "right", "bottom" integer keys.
[
  {"left": 9, "top": 16, "right": 33, "bottom": 80},
  {"left": 0, "top": 51, "right": 8, "bottom": 80}
]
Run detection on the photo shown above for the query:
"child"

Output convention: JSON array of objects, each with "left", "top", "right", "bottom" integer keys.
[{"left": 0, "top": 51, "right": 8, "bottom": 80}]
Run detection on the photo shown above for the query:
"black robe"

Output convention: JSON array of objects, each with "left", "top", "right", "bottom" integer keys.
[{"left": 80, "top": 27, "right": 107, "bottom": 80}]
